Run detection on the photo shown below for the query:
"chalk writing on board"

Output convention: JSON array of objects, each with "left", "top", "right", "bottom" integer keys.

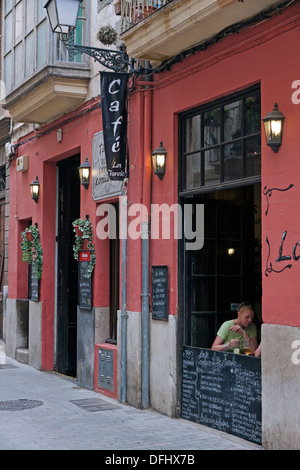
[
  {"left": 29, "top": 262, "right": 39, "bottom": 301},
  {"left": 152, "top": 266, "right": 168, "bottom": 321},
  {"left": 78, "top": 256, "right": 92, "bottom": 310},
  {"left": 181, "top": 347, "right": 262, "bottom": 445}
]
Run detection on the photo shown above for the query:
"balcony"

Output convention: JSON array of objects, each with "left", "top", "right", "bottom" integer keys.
[
  {"left": 3, "top": 65, "right": 90, "bottom": 125},
  {"left": 120, "top": 0, "right": 284, "bottom": 62},
  {"left": 2, "top": 1, "right": 89, "bottom": 125}
]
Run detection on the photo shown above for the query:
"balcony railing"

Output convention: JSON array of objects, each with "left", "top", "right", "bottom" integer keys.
[{"left": 120, "top": 0, "right": 174, "bottom": 32}]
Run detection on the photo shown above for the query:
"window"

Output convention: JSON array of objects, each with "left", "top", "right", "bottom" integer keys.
[
  {"left": 179, "top": 87, "right": 262, "bottom": 349},
  {"left": 180, "top": 87, "right": 261, "bottom": 192},
  {"left": 3, "top": 0, "right": 87, "bottom": 94},
  {"left": 0, "top": 167, "right": 6, "bottom": 193},
  {"left": 97, "top": 0, "right": 112, "bottom": 13},
  {"left": 56, "top": 1, "right": 86, "bottom": 63},
  {"left": 3, "top": 0, "right": 47, "bottom": 93},
  {"left": 182, "top": 186, "right": 261, "bottom": 349}
]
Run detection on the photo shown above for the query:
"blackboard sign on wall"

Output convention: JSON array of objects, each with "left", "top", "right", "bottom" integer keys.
[
  {"left": 152, "top": 266, "right": 168, "bottom": 321},
  {"left": 78, "top": 251, "right": 92, "bottom": 310},
  {"left": 181, "top": 346, "right": 262, "bottom": 445},
  {"left": 28, "top": 262, "right": 39, "bottom": 301}
]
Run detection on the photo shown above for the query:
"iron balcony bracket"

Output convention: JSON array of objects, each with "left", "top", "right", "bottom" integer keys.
[{"left": 63, "top": 41, "right": 135, "bottom": 73}]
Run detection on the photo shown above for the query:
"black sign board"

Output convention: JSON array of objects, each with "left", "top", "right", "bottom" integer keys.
[
  {"left": 100, "top": 72, "right": 129, "bottom": 181},
  {"left": 151, "top": 266, "right": 168, "bottom": 321},
  {"left": 78, "top": 252, "right": 92, "bottom": 310},
  {"left": 28, "top": 262, "right": 39, "bottom": 302},
  {"left": 181, "top": 346, "right": 262, "bottom": 445}
]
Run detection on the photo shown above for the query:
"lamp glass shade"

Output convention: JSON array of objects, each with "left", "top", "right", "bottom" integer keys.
[
  {"left": 30, "top": 177, "right": 40, "bottom": 203},
  {"left": 152, "top": 142, "right": 167, "bottom": 180},
  {"left": 78, "top": 157, "right": 90, "bottom": 189},
  {"left": 262, "top": 103, "right": 284, "bottom": 153},
  {"left": 44, "top": 0, "right": 81, "bottom": 37}
]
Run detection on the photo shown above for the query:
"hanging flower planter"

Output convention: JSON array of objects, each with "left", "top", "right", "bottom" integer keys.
[
  {"left": 20, "top": 225, "right": 43, "bottom": 280},
  {"left": 72, "top": 216, "right": 96, "bottom": 278},
  {"left": 96, "top": 25, "right": 118, "bottom": 46}
]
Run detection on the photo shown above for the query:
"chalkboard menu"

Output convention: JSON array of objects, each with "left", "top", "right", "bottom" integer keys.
[
  {"left": 152, "top": 266, "right": 168, "bottom": 321},
  {"left": 28, "top": 262, "right": 39, "bottom": 302},
  {"left": 181, "top": 347, "right": 262, "bottom": 445},
  {"left": 78, "top": 251, "right": 92, "bottom": 310}
]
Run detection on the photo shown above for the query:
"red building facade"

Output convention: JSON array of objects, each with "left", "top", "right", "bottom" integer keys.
[{"left": 4, "top": 0, "right": 300, "bottom": 449}]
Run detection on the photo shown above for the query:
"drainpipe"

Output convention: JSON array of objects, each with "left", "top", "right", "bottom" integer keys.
[
  {"left": 120, "top": 184, "right": 128, "bottom": 404},
  {"left": 141, "top": 62, "right": 152, "bottom": 409}
]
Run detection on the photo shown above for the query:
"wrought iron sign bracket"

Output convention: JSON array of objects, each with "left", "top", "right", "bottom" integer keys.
[{"left": 63, "top": 41, "right": 135, "bottom": 73}]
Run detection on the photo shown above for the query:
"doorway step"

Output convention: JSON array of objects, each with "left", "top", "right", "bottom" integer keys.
[{"left": 16, "top": 347, "right": 28, "bottom": 364}]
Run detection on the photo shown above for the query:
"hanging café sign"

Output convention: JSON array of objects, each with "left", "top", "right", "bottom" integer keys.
[{"left": 100, "top": 72, "right": 129, "bottom": 181}]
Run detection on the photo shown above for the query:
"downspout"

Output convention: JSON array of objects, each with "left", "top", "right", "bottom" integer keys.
[
  {"left": 141, "top": 62, "right": 152, "bottom": 409},
  {"left": 120, "top": 183, "right": 128, "bottom": 404}
]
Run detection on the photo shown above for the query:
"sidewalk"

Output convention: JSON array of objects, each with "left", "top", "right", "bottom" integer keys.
[{"left": 0, "top": 356, "right": 262, "bottom": 451}]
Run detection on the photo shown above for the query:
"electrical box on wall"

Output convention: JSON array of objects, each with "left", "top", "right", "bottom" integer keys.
[{"left": 16, "top": 155, "right": 28, "bottom": 172}]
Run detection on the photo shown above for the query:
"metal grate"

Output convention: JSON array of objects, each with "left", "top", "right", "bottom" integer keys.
[
  {"left": 70, "top": 398, "right": 120, "bottom": 412},
  {"left": 0, "top": 399, "right": 43, "bottom": 411}
]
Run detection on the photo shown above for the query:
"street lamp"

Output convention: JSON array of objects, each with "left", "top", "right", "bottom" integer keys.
[
  {"left": 44, "top": 0, "right": 132, "bottom": 72},
  {"left": 44, "top": 0, "right": 81, "bottom": 41},
  {"left": 152, "top": 142, "right": 167, "bottom": 180},
  {"left": 262, "top": 103, "right": 285, "bottom": 153},
  {"left": 78, "top": 158, "right": 91, "bottom": 189},
  {"left": 30, "top": 176, "right": 40, "bottom": 203}
]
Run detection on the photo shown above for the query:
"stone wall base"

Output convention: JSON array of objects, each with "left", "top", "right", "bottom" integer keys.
[
  {"left": 117, "top": 310, "right": 177, "bottom": 416},
  {"left": 262, "top": 323, "right": 300, "bottom": 449}
]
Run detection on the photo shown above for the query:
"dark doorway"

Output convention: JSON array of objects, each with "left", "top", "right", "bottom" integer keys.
[
  {"left": 178, "top": 86, "right": 262, "bottom": 349},
  {"left": 108, "top": 202, "right": 119, "bottom": 343},
  {"left": 56, "top": 155, "right": 80, "bottom": 376},
  {"left": 182, "top": 184, "right": 261, "bottom": 349}
]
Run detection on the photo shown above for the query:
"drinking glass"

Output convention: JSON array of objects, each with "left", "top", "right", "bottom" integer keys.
[{"left": 244, "top": 336, "right": 251, "bottom": 355}]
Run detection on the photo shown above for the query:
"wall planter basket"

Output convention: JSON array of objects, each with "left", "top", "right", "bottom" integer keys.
[
  {"left": 20, "top": 225, "right": 43, "bottom": 280},
  {"left": 72, "top": 216, "right": 96, "bottom": 278},
  {"left": 25, "top": 231, "right": 33, "bottom": 241}
]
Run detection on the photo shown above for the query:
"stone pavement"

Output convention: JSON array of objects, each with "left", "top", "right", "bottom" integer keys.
[{"left": 0, "top": 357, "right": 262, "bottom": 452}]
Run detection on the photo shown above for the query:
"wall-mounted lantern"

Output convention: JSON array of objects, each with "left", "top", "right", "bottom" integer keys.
[
  {"left": 78, "top": 157, "right": 90, "bottom": 189},
  {"left": 151, "top": 142, "right": 167, "bottom": 180},
  {"left": 30, "top": 176, "right": 40, "bottom": 203},
  {"left": 262, "top": 103, "right": 285, "bottom": 153}
]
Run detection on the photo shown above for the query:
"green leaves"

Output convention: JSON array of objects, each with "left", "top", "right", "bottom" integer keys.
[
  {"left": 20, "top": 225, "right": 43, "bottom": 280},
  {"left": 72, "top": 217, "right": 96, "bottom": 278}
]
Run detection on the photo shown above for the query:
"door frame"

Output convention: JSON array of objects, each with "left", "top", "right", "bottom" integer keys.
[{"left": 55, "top": 154, "right": 80, "bottom": 376}]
